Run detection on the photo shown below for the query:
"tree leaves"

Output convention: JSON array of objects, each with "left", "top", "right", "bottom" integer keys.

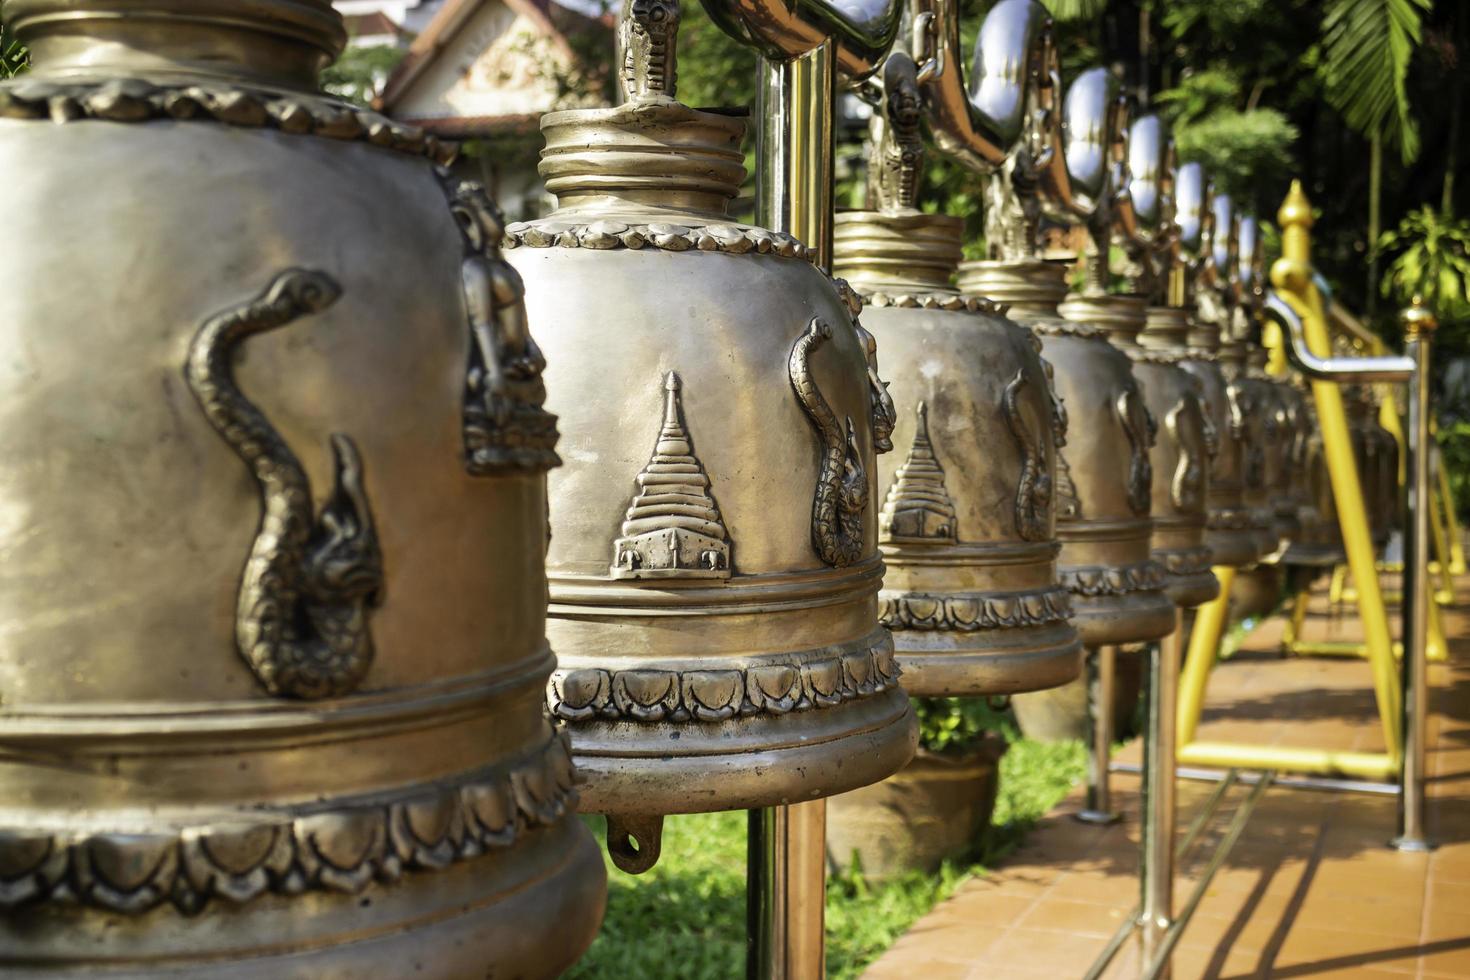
[
  {"left": 1319, "top": 0, "right": 1431, "bottom": 163},
  {"left": 1038, "top": 0, "right": 1110, "bottom": 22},
  {"left": 1378, "top": 205, "right": 1470, "bottom": 323},
  {"left": 1, "top": 5, "right": 27, "bottom": 79}
]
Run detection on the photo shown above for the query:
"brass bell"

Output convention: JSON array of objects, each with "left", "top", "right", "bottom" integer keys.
[
  {"left": 1211, "top": 193, "right": 1282, "bottom": 561},
  {"left": 505, "top": 0, "right": 916, "bottom": 872},
  {"left": 1163, "top": 163, "right": 1270, "bottom": 569},
  {"left": 0, "top": 1, "right": 605, "bottom": 973},
  {"left": 956, "top": 65, "right": 1175, "bottom": 648},
  {"left": 1076, "top": 113, "right": 1219, "bottom": 610},
  {"left": 831, "top": 51, "right": 1082, "bottom": 697}
]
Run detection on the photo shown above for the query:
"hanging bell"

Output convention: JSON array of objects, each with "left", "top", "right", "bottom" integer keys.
[
  {"left": 1211, "top": 193, "right": 1282, "bottom": 561},
  {"left": 505, "top": 0, "right": 916, "bottom": 872},
  {"left": 0, "top": 1, "right": 606, "bottom": 973},
  {"left": 831, "top": 52, "right": 1081, "bottom": 697},
  {"left": 1063, "top": 113, "right": 1219, "bottom": 610},
  {"left": 1160, "top": 164, "right": 1271, "bottom": 569},
  {"left": 956, "top": 66, "right": 1175, "bottom": 648}
]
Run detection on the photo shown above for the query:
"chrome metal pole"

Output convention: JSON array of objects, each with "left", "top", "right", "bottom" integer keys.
[
  {"left": 1393, "top": 301, "right": 1437, "bottom": 853},
  {"left": 1078, "top": 646, "right": 1122, "bottom": 824},
  {"left": 748, "top": 40, "right": 837, "bottom": 980},
  {"left": 747, "top": 804, "right": 827, "bottom": 978},
  {"left": 1140, "top": 611, "right": 1182, "bottom": 977}
]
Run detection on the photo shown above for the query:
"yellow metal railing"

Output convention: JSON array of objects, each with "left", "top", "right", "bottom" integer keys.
[{"left": 1174, "top": 182, "right": 1404, "bottom": 779}]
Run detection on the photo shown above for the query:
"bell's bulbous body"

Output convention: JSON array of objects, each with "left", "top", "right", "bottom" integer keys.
[
  {"left": 506, "top": 99, "right": 916, "bottom": 834},
  {"left": 1281, "top": 394, "right": 1348, "bottom": 567},
  {"left": 1062, "top": 297, "right": 1219, "bottom": 609},
  {"left": 1151, "top": 313, "right": 1269, "bottom": 569},
  {"left": 0, "top": 2, "right": 606, "bottom": 973},
  {"left": 1220, "top": 341, "right": 1283, "bottom": 560},
  {"left": 957, "top": 263, "right": 1175, "bottom": 647},
  {"left": 833, "top": 211, "right": 1082, "bottom": 696}
]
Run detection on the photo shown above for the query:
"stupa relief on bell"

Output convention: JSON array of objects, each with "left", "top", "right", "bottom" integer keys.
[
  {"left": 949, "top": 55, "right": 1175, "bottom": 648},
  {"left": 0, "top": 0, "right": 606, "bottom": 974},
  {"left": 505, "top": 0, "right": 916, "bottom": 872},
  {"left": 830, "top": 49, "right": 1081, "bottom": 697},
  {"left": 1160, "top": 163, "right": 1270, "bottom": 569}
]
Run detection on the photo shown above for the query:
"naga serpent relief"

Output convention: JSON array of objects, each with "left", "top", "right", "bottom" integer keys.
[
  {"left": 185, "top": 269, "right": 384, "bottom": 700},
  {"left": 1226, "top": 382, "right": 1266, "bottom": 489},
  {"left": 450, "top": 179, "right": 561, "bottom": 475},
  {"left": 1002, "top": 368, "right": 1054, "bottom": 542},
  {"left": 790, "top": 318, "right": 869, "bottom": 568},
  {"left": 1117, "top": 384, "right": 1157, "bottom": 516},
  {"left": 1165, "top": 395, "right": 1207, "bottom": 513}
]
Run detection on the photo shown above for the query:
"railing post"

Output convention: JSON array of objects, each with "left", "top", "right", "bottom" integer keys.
[
  {"left": 1393, "top": 299, "right": 1437, "bottom": 853},
  {"left": 1141, "top": 611, "right": 1183, "bottom": 977},
  {"left": 748, "top": 40, "right": 837, "bottom": 979},
  {"left": 1078, "top": 646, "right": 1122, "bottom": 825}
]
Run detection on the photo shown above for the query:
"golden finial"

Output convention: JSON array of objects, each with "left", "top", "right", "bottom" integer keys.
[
  {"left": 1400, "top": 296, "right": 1439, "bottom": 341},
  {"left": 1277, "top": 180, "right": 1314, "bottom": 231}
]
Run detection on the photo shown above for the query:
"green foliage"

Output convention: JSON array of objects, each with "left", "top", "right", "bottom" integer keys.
[
  {"left": 1157, "top": 68, "right": 1300, "bottom": 202},
  {"left": 569, "top": 733, "right": 1086, "bottom": 979},
  {"left": 1, "top": 4, "right": 27, "bottom": 78},
  {"left": 320, "top": 45, "right": 406, "bottom": 106},
  {"left": 1319, "top": 0, "right": 1432, "bottom": 163},
  {"left": 1438, "top": 421, "right": 1470, "bottom": 521},
  {"left": 1038, "top": 0, "right": 1109, "bottom": 22},
  {"left": 1377, "top": 205, "right": 1470, "bottom": 323},
  {"left": 912, "top": 696, "right": 1012, "bottom": 754},
  {"left": 1160, "top": 0, "right": 1273, "bottom": 38}
]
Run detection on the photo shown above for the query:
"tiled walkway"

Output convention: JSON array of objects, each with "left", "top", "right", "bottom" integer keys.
[{"left": 863, "top": 575, "right": 1470, "bottom": 979}]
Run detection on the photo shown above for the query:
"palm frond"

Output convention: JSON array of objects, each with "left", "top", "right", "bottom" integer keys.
[
  {"left": 1318, "top": 0, "right": 1430, "bottom": 163},
  {"left": 1038, "top": 0, "right": 1108, "bottom": 24}
]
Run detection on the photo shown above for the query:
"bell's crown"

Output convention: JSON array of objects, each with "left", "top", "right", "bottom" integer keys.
[{"left": 4, "top": 0, "right": 345, "bottom": 89}]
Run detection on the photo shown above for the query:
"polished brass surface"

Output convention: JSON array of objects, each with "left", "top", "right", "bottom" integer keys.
[
  {"left": 0, "top": 1, "right": 605, "bottom": 973},
  {"left": 925, "top": 35, "right": 1171, "bottom": 648},
  {"left": 507, "top": 6, "right": 916, "bottom": 862},
  {"left": 959, "top": 263, "right": 1176, "bottom": 647},
  {"left": 1062, "top": 296, "right": 1220, "bottom": 609},
  {"left": 909, "top": 0, "right": 1052, "bottom": 172},
  {"left": 1166, "top": 164, "right": 1269, "bottom": 569},
  {"left": 829, "top": 55, "right": 1081, "bottom": 697}
]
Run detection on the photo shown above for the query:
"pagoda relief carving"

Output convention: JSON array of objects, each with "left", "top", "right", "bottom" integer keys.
[
  {"left": 611, "top": 372, "right": 732, "bottom": 579},
  {"left": 880, "top": 402, "right": 958, "bottom": 544}
]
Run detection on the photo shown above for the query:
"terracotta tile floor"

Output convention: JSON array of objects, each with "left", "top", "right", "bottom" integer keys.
[{"left": 862, "top": 573, "right": 1470, "bottom": 979}]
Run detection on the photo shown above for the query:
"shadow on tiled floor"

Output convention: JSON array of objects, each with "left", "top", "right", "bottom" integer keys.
[{"left": 862, "top": 573, "right": 1470, "bottom": 979}]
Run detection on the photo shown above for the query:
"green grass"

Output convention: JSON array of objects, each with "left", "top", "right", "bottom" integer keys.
[{"left": 567, "top": 735, "right": 1087, "bottom": 979}]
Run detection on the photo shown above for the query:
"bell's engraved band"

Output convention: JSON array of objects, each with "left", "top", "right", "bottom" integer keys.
[
  {"left": 0, "top": 78, "right": 458, "bottom": 164},
  {"left": 1030, "top": 319, "right": 1107, "bottom": 341},
  {"left": 879, "top": 587, "right": 1073, "bottom": 631},
  {"left": 0, "top": 733, "right": 576, "bottom": 915},
  {"left": 1156, "top": 546, "right": 1215, "bottom": 577},
  {"left": 1207, "top": 506, "right": 1270, "bottom": 530},
  {"left": 503, "top": 218, "right": 811, "bottom": 259},
  {"left": 863, "top": 291, "right": 1009, "bottom": 315},
  {"left": 549, "top": 632, "right": 900, "bottom": 723},
  {"left": 1059, "top": 558, "right": 1168, "bottom": 596}
]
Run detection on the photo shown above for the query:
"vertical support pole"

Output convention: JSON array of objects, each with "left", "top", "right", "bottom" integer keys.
[
  {"left": 750, "top": 39, "right": 836, "bottom": 980},
  {"left": 1281, "top": 572, "right": 1310, "bottom": 655},
  {"left": 1430, "top": 475, "right": 1455, "bottom": 602},
  {"left": 1141, "top": 610, "right": 1183, "bottom": 978},
  {"left": 1393, "top": 301, "right": 1436, "bottom": 852},
  {"left": 1435, "top": 439, "right": 1467, "bottom": 574},
  {"left": 1177, "top": 566, "right": 1236, "bottom": 748},
  {"left": 1078, "top": 646, "right": 1121, "bottom": 825}
]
